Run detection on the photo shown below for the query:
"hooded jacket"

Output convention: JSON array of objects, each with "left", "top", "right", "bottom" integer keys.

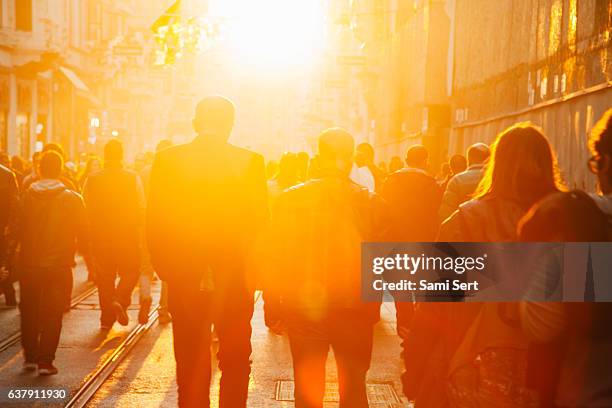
[{"left": 18, "top": 179, "right": 88, "bottom": 270}]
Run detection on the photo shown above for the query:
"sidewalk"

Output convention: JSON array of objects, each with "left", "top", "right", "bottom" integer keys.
[{"left": 89, "top": 296, "right": 411, "bottom": 407}]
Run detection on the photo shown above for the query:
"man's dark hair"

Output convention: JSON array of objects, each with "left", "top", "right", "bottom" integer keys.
[
  {"left": 405, "top": 145, "right": 428, "bottom": 169},
  {"left": 39, "top": 151, "right": 63, "bottom": 179},
  {"left": 467, "top": 143, "right": 490, "bottom": 165},
  {"left": 356, "top": 142, "right": 375, "bottom": 162},
  {"left": 449, "top": 154, "right": 467, "bottom": 175},
  {"left": 589, "top": 109, "right": 612, "bottom": 183},
  {"left": 104, "top": 138, "right": 124, "bottom": 162},
  {"left": 590, "top": 109, "right": 612, "bottom": 158}
]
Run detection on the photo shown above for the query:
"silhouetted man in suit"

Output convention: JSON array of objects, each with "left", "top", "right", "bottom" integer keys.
[{"left": 147, "top": 96, "right": 268, "bottom": 408}]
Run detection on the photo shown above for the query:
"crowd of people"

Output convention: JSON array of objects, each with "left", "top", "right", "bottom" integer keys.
[{"left": 0, "top": 96, "right": 611, "bottom": 407}]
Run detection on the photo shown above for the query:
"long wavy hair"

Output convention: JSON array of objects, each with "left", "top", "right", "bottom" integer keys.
[{"left": 474, "top": 122, "right": 564, "bottom": 208}]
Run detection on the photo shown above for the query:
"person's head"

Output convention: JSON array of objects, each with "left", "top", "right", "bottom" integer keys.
[
  {"left": 10, "top": 156, "right": 25, "bottom": 173},
  {"left": 405, "top": 145, "right": 428, "bottom": 170},
  {"left": 318, "top": 128, "right": 354, "bottom": 176},
  {"left": 43, "top": 143, "right": 66, "bottom": 160},
  {"left": 588, "top": 108, "right": 612, "bottom": 194},
  {"left": 389, "top": 155, "right": 404, "bottom": 173},
  {"left": 467, "top": 143, "right": 490, "bottom": 166},
  {"left": 104, "top": 138, "right": 124, "bottom": 164},
  {"left": 449, "top": 154, "right": 467, "bottom": 176},
  {"left": 355, "top": 142, "right": 375, "bottom": 167},
  {"left": 38, "top": 151, "right": 63, "bottom": 180},
  {"left": 518, "top": 190, "right": 608, "bottom": 242},
  {"left": 475, "top": 122, "right": 563, "bottom": 208},
  {"left": 193, "top": 96, "right": 235, "bottom": 141},
  {"left": 156, "top": 139, "right": 174, "bottom": 152}
]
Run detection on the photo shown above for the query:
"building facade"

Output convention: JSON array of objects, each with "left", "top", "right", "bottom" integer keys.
[
  {"left": 0, "top": 0, "right": 174, "bottom": 161},
  {"left": 350, "top": 0, "right": 452, "bottom": 170},
  {"left": 451, "top": 0, "right": 612, "bottom": 189}
]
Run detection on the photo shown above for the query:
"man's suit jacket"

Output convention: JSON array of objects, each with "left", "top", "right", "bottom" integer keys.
[{"left": 146, "top": 136, "right": 268, "bottom": 292}]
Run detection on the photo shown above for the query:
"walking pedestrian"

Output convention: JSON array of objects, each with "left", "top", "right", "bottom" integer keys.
[
  {"left": 437, "top": 123, "right": 564, "bottom": 407},
  {"left": 438, "top": 143, "right": 490, "bottom": 222},
  {"left": 265, "top": 151, "right": 299, "bottom": 332},
  {"left": 518, "top": 190, "right": 612, "bottom": 407},
  {"left": 83, "top": 139, "right": 145, "bottom": 329},
  {"left": 0, "top": 163, "right": 19, "bottom": 306},
  {"left": 17, "top": 151, "right": 88, "bottom": 375},
  {"left": 138, "top": 139, "right": 174, "bottom": 324},
  {"left": 382, "top": 144, "right": 442, "bottom": 242},
  {"left": 147, "top": 96, "right": 268, "bottom": 408},
  {"left": 265, "top": 128, "right": 388, "bottom": 408}
]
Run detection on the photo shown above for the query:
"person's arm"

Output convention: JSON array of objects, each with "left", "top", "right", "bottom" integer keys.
[
  {"left": 146, "top": 151, "right": 171, "bottom": 281},
  {"left": 519, "top": 302, "right": 567, "bottom": 343},
  {"left": 74, "top": 193, "right": 90, "bottom": 257}
]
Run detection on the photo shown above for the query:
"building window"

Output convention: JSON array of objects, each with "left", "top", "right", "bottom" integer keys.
[{"left": 16, "top": 0, "right": 33, "bottom": 31}]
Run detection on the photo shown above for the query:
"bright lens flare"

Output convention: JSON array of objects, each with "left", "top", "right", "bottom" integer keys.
[{"left": 211, "top": 0, "right": 325, "bottom": 70}]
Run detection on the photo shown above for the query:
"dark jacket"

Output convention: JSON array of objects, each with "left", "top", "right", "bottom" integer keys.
[
  {"left": 265, "top": 173, "right": 388, "bottom": 323},
  {"left": 439, "top": 164, "right": 485, "bottom": 222},
  {"left": 0, "top": 165, "right": 19, "bottom": 266},
  {"left": 18, "top": 179, "right": 88, "bottom": 270},
  {"left": 146, "top": 136, "right": 268, "bottom": 291},
  {"left": 83, "top": 164, "right": 145, "bottom": 254},
  {"left": 382, "top": 167, "right": 442, "bottom": 242}
]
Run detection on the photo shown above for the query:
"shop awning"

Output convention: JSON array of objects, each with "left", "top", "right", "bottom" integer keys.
[
  {"left": 58, "top": 66, "right": 103, "bottom": 108},
  {"left": 59, "top": 66, "right": 90, "bottom": 93}
]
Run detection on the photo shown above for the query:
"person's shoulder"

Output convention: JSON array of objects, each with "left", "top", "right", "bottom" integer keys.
[
  {"left": 227, "top": 144, "right": 264, "bottom": 162},
  {"left": 155, "top": 142, "right": 192, "bottom": 162},
  {"left": 589, "top": 193, "right": 612, "bottom": 216}
]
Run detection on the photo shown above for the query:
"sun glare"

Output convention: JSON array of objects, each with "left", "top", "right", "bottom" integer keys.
[{"left": 210, "top": 0, "right": 326, "bottom": 70}]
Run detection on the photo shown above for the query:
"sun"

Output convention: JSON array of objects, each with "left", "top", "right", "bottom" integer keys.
[{"left": 210, "top": 0, "right": 326, "bottom": 70}]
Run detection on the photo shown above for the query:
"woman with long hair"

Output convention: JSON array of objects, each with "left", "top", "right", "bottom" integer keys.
[
  {"left": 439, "top": 122, "right": 564, "bottom": 241},
  {"left": 412, "top": 124, "right": 565, "bottom": 407}
]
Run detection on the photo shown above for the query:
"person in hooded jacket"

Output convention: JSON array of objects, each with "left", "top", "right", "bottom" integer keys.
[{"left": 17, "top": 151, "right": 88, "bottom": 376}]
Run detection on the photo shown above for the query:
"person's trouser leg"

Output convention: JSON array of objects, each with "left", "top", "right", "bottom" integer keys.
[
  {"left": 288, "top": 320, "right": 329, "bottom": 408},
  {"left": 330, "top": 320, "right": 374, "bottom": 408},
  {"left": 139, "top": 274, "right": 152, "bottom": 302},
  {"left": 159, "top": 281, "right": 169, "bottom": 314},
  {"left": 19, "top": 275, "right": 40, "bottom": 362},
  {"left": 215, "top": 293, "right": 254, "bottom": 408},
  {"left": 95, "top": 258, "right": 117, "bottom": 326},
  {"left": 169, "top": 285, "right": 212, "bottom": 408},
  {"left": 115, "top": 251, "right": 140, "bottom": 310},
  {"left": 38, "top": 270, "right": 70, "bottom": 363}
]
